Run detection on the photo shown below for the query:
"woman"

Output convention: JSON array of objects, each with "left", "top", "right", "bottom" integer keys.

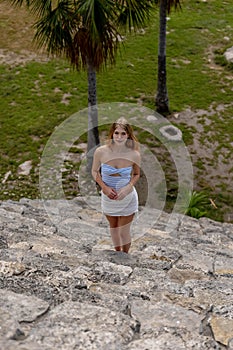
[{"left": 92, "top": 117, "right": 140, "bottom": 253}]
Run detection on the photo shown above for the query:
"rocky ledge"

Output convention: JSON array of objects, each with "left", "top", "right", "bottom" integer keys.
[{"left": 0, "top": 198, "right": 233, "bottom": 350}]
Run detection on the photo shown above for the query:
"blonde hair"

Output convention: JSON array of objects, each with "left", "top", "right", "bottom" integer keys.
[{"left": 107, "top": 117, "right": 139, "bottom": 150}]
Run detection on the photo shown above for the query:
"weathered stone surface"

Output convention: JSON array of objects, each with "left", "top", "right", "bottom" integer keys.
[
  {"left": 0, "top": 260, "right": 26, "bottom": 276},
  {"left": 210, "top": 316, "right": 233, "bottom": 346},
  {"left": 224, "top": 46, "right": 233, "bottom": 63},
  {"left": 0, "top": 308, "right": 21, "bottom": 340},
  {"left": 22, "top": 301, "right": 138, "bottom": 349},
  {"left": 17, "top": 160, "right": 33, "bottom": 176},
  {"left": 159, "top": 125, "right": 183, "bottom": 141},
  {"left": 0, "top": 197, "right": 232, "bottom": 349},
  {"left": 0, "top": 289, "right": 49, "bottom": 323}
]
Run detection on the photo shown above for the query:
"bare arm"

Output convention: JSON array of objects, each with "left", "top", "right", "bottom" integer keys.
[
  {"left": 130, "top": 151, "right": 141, "bottom": 186},
  {"left": 91, "top": 147, "right": 117, "bottom": 199},
  {"left": 117, "top": 151, "right": 141, "bottom": 200},
  {"left": 91, "top": 147, "right": 104, "bottom": 188}
]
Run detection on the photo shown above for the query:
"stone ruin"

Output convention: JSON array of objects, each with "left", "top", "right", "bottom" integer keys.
[{"left": 0, "top": 197, "right": 233, "bottom": 349}]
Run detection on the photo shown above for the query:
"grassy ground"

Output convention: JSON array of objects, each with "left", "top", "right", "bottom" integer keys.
[{"left": 0, "top": 0, "right": 233, "bottom": 222}]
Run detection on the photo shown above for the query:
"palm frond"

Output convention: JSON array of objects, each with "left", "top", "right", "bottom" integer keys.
[
  {"left": 5, "top": 0, "right": 52, "bottom": 16},
  {"left": 4, "top": 0, "right": 31, "bottom": 8},
  {"left": 72, "top": 23, "right": 119, "bottom": 71},
  {"left": 77, "top": 0, "right": 118, "bottom": 39},
  {"left": 33, "top": 1, "right": 79, "bottom": 56},
  {"left": 116, "top": 0, "right": 153, "bottom": 31},
  {"left": 72, "top": 0, "right": 120, "bottom": 71},
  {"left": 28, "top": 0, "right": 52, "bottom": 17},
  {"left": 167, "top": 0, "right": 182, "bottom": 14}
]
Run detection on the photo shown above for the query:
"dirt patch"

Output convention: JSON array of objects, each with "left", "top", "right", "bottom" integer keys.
[
  {"left": 0, "top": 48, "right": 49, "bottom": 66},
  {"left": 169, "top": 104, "right": 233, "bottom": 221},
  {"left": 0, "top": 2, "right": 48, "bottom": 65}
]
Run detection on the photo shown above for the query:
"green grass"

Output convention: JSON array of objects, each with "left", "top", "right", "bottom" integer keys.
[{"left": 0, "top": 0, "right": 233, "bottom": 221}]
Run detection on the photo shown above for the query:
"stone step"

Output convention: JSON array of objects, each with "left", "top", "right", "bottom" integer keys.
[{"left": 0, "top": 198, "right": 233, "bottom": 349}]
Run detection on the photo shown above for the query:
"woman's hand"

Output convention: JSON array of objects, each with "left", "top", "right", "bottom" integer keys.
[
  {"left": 102, "top": 185, "right": 118, "bottom": 200},
  {"left": 116, "top": 183, "right": 133, "bottom": 200}
]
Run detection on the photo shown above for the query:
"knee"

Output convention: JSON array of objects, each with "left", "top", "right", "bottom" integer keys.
[
  {"left": 110, "top": 223, "right": 118, "bottom": 228},
  {"left": 110, "top": 224, "right": 119, "bottom": 230}
]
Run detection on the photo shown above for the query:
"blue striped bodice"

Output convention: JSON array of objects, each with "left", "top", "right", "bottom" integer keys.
[{"left": 101, "top": 163, "right": 132, "bottom": 190}]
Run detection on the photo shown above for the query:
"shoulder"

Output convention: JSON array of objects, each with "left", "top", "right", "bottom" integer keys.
[
  {"left": 95, "top": 145, "right": 106, "bottom": 153},
  {"left": 94, "top": 144, "right": 110, "bottom": 158},
  {"left": 132, "top": 149, "right": 141, "bottom": 163}
]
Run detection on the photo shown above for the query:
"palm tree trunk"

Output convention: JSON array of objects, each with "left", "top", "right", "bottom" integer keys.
[
  {"left": 156, "top": 0, "right": 169, "bottom": 114},
  {"left": 86, "top": 62, "right": 100, "bottom": 173}
]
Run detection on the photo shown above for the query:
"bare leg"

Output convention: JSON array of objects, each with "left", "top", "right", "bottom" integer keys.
[
  {"left": 118, "top": 214, "right": 134, "bottom": 253},
  {"left": 105, "top": 215, "right": 121, "bottom": 251},
  {"left": 105, "top": 214, "right": 135, "bottom": 253}
]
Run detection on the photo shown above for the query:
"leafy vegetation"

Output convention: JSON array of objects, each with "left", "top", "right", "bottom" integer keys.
[{"left": 180, "top": 190, "right": 210, "bottom": 219}]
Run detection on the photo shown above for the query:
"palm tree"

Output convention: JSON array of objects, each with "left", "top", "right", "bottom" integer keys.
[
  {"left": 6, "top": 0, "right": 152, "bottom": 172},
  {"left": 155, "top": 0, "right": 181, "bottom": 114}
]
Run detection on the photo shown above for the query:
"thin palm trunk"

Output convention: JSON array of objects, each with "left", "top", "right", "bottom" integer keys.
[
  {"left": 156, "top": 0, "right": 169, "bottom": 114},
  {"left": 86, "top": 62, "right": 100, "bottom": 173}
]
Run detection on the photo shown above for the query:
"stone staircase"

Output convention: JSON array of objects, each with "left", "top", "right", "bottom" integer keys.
[{"left": 0, "top": 197, "right": 233, "bottom": 349}]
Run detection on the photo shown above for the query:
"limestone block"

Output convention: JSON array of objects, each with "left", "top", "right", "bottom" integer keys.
[
  {"left": 213, "top": 304, "right": 233, "bottom": 319},
  {"left": 126, "top": 267, "right": 167, "bottom": 293},
  {"left": 224, "top": 46, "right": 233, "bottom": 63},
  {"left": 159, "top": 125, "right": 182, "bottom": 141},
  {"left": 168, "top": 267, "right": 208, "bottom": 284},
  {"left": 214, "top": 255, "right": 233, "bottom": 276},
  {"left": 0, "top": 201, "right": 25, "bottom": 214},
  {"left": 131, "top": 300, "right": 201, "bottom": 334},
  {"left": 0, "top": 340, "right": 41, "bottom": 350},
  {"left": 90, "top": 261, "right": 133, "bottom": 284},
  {"left": 125, "top": 334, "right": 186, "bottom": 350},
  {"left": 0, "top": 289, "right": 49, "bottom": 323},
  {"left": 175, "top": 249, "right": 214, "bottom": 273},
  {"left": 0, "top": 208, "right": 23, "bottom": 222},
  {"left": 0, "top": 308, "right": 21, "bottom": 339},
  {"left": 9, "top": 241, "right": 32, "bottom": 250},
  {"left": 17, "top": 160, "right": 32, "bottom": 176},
  {"left": 0, "top": 260, "right": 26, "bottom": 276},
  {"left": 189, "top": 279, "right": 233, "bottom": 307},
  {"left": 210, "top": 315, "right": 233, "bottom": 346},
  {"left": 146, "top": 115, "right": 158, "bottom": 122},
  {"left": 23, "top": 301, "right": 137, "bottom": 349}
]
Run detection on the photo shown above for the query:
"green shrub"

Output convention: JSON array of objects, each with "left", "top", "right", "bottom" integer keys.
[{"left": 180, "top": 190, "right": 210, "bottom": 219}]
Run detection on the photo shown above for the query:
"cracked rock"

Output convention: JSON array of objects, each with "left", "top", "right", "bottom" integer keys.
[{"left": 0, "top": 197, "right": 232, "bottom": 349}]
